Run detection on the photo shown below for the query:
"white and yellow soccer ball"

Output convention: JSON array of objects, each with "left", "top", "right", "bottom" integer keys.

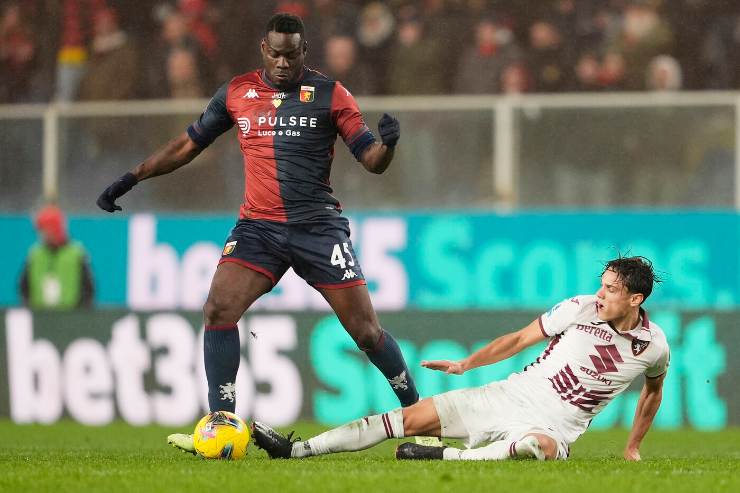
[{"left": 193, "top": 411, "right": 250, "bottom": 460}]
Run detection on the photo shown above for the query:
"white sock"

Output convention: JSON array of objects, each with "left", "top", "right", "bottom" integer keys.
[
  {"left": 291, "top": 408, "right": 405, "bottom": 458},
  {"left": 442, "top": 440, "right": 518, "bottom": 461}
]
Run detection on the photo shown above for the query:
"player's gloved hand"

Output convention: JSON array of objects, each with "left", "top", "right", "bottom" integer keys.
[
  {"left": 378, "top": 113, "right": 400, "bottom": 148},
  {"left": 96, "top": 172, "right": 138, "bottom": 212}
]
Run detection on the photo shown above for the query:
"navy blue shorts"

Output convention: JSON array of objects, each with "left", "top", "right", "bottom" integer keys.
[{"left": 218, "top": 217, "right": 366, "bottom": 289}]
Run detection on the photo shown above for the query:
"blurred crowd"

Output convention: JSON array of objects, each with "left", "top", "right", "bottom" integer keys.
[{"left": 2, "top": 0, "right": 740, "bottom": 103}]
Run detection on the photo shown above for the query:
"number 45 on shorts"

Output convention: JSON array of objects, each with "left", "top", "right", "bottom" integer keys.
[{"left": 330, "top": 242, "right": 356, "bottom": 269}]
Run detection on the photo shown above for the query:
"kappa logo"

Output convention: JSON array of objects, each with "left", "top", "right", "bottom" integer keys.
[
  {"left": 341, "top": 269, "right": 356, "bottom": 280},
  {"left": 243, "top": 88, "right": 258, "bottom": 99},
  {"left": 219, "top": 382, "right": 236, "bottom": 402},
  {"left": 222, "top": 240, "right": 237, "bottom": 256},
  {"left": 237, "top": 117, "right": 251, "bottom": 135},
  {"left": 589, "top": 344, "right": 624, "bottom": 374}
]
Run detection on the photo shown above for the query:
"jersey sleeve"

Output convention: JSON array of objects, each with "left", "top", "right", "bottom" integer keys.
[
  {"left": 538, "top": 297, "right": 584, "bottom": 337},
  {"left": 330, "top": 82, "right": 376, "bottom": 162},
  {"left": 187, "top": 82, "right": 234, "bottom": 148},
  {"left": 645, "top": 340, "right": 670, "bottom": 378}
]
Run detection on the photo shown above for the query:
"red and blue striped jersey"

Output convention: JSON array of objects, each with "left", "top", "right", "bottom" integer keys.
[{"left": 187, "top": 68, "right": 376, "bottom": 222}]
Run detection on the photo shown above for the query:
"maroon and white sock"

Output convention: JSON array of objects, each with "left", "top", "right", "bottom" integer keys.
[{"left": 291, "top": 408, "right": 405, "bottom": 458}]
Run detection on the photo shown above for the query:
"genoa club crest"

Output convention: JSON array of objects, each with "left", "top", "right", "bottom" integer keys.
[
  {"left": 300, "top": 85, "right": 315, "bottom": 103},
  {"left": 631, "top": 338, "right": 650, "bottom": 356},
  {"left": 222, "top": 241, "right": 237, "bottom": 256}
]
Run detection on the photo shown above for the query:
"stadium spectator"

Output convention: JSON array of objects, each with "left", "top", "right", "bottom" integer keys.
[
  {"left": 321, "top": 34, "right": 376, "bottom": 95},
  {"left": 77, "top": 6, "right": 138, "bottom": 101},
  {"left": 356, "top": 1, "right": 395, "bottom": 94},
  {"left": 646, "top": 54, "right": 682, "bottom": 91},
  {"left": 573, "top": 51, "right": 602, "bottom": 92},
  {"left": 386, "top": 8, "right": 445, "bottom": 95},
  {"left": 166, "top": 46, "right": 204, "bottom": 98},
  {"left": 178, "top": 0, "right": 218, "bottom": 60},
  {"left": 500, "top": 61, "right": 531, "bottom": 94},
  {"left": 609, "top": 0, "right": 674, "bottom": 91},
  {"left": 700, "top": 13, "right": 740, "bottom": 90},
  {"left": 54, "top": 0, "right": 93, "bottom": 102},
  {"left": 217, "top": 0, "right": 269, "bottom": 80},
  {"left": 146, "top": 7, "right": 209, "bottom": 99},
  {"left": 526, "top": 19, "right": 572, "bottom": 92},
  {"left": 453, "top": 17, "right": 521, "bottom": 94},
  {"left": 304, "top": 0, "right": 358, "bottom": 49},
  {"left": 598, "top": 51, "right": 627, "bottom": 91},
  {"left": 421, "top": 0, "right": 469, "bottom": 93},
  {"left": 253, "top": 257, "right": 669, "bottom": 463},
  {"left": 95, "top": 13, "right": 422, "bottom": 454},
  {"left": 0, "top": 1, "right": 38, "bottom": 102},
  {"left": 19, "top": 205, "right": 94, "bottom": 309},
  {"left": 4, "top": 1, "right": 740, "bottom": 100}
]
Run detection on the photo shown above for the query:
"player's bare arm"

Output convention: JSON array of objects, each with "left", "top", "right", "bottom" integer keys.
[
  {"left": 422, "top": 318, "right": 546, "bottom": 374},
  {"left": 360, "top": 113, "right": 400, "bottom": 174},
  {"left": 96, "top": 133, "right": 202, "bottom": 212},
  {"left": 624, "top": 372, "right": 666, "bottom": 461},
  {"left": 360, "top": 142, "right": 395, "bottom": 174},
  {"left": 131, "top": 132, "right": 202, "bottom": 181}
]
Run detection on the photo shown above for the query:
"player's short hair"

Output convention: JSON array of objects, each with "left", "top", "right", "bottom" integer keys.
[
  {"left": 265, "top": 13, "right": 305, "bottom": 40},
  {"left": 602, "top": 256, "right": 660, "bottom": 302}
]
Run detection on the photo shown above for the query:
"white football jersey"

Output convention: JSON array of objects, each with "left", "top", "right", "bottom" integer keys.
[{"left": 502, "top": 295, "right": 670, "bottom": 444}]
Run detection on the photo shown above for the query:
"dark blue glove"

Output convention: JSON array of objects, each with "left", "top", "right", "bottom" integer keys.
[
  {"left": 96, "top": 172, "right": 138, "bottom": 212},
  {"left": 378, "top": 113, "right": 400, "bottom": 148}
]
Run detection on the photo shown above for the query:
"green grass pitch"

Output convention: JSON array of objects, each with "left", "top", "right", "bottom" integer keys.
[{"left": 0, "top": 420, "right": 737, "bottom": 493}]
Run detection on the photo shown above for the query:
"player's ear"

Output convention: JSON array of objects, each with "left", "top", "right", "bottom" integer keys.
[
  {"left": 630, "top": 292, "right": 644, "bottom": 307},
  {"left": 303, "top": 40, "right": 308, "bottom": 54}
]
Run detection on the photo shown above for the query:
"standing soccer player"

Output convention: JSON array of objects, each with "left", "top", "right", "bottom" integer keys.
[
  {"left": 253, "top": 256, "right": 670, "bottom": 461},
  {"left": 96, "top": 13, "right": 420, "bottom": 450}
]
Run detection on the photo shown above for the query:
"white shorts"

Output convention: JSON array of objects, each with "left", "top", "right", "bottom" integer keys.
[{"left": 432, "top": 381, "right": 571, "bottom": 459}]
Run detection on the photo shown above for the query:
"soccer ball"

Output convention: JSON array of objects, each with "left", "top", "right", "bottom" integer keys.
[{"left": 193, "top": 411, "right": 250, "bottom": 460}]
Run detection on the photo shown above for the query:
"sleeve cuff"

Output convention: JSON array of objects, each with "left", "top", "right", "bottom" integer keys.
[
  {"left": 349, "top": 130, "right": 376, "bottom": 161},
  {"left": 645, "top": 370, "right": 667, "bottom": 379},
  {"left": 538, "top": 316, "right": 549, "bottom": 338},
  {"left": 187, "top": 125, "right": 210, "bottom": 149}
]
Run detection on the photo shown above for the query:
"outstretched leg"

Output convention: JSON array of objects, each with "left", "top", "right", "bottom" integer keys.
[
  {"left": 253, "top": 398, "right": 442, "bottom": 459},
  {"left": 319, "top": 285, "right": 419, "bottom": 407}
]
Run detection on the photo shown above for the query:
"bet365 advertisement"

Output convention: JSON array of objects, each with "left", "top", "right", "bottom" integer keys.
[
  {"left": 1, "top": 211, "right": 739, "bottom": 310},
  {"left": 0, "top": 308, "right": 735, "bottom": 428}
]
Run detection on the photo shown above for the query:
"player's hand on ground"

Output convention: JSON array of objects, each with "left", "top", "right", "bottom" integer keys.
[
  {"left": 623, "top": 447, "right": 641, "bottom": 461},
  {"left": 378, "top": 113, "right": 400, "bottom": 148},
  {"left": 96, "top": 172, "right": 138, "bottom": 212},
  {"left": 421, "top": 360, "right": 465, "bottom": 375}
]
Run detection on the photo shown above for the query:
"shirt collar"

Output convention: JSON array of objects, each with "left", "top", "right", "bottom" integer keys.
[{"left": 260, "top": 68, "right": 306, "bottom": 90}]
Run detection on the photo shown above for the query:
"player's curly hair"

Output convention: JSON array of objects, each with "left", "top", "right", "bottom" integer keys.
[
  {"left": 602, "top": 256, "right": 661, "bottom": 302},
  {"left": 266, "top": 13, "right": 305, "bottom": 39}
]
